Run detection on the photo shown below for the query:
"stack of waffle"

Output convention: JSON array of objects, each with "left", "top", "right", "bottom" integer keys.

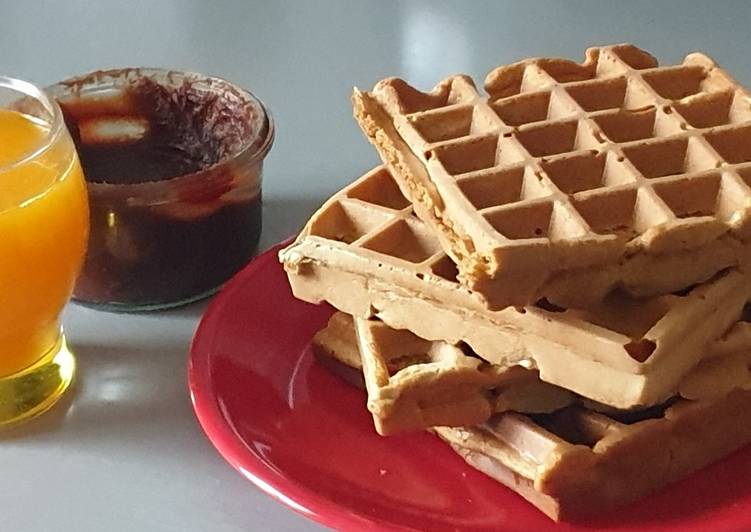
[{"left": 279, "top": 44, "right": 751, "bottom": 521}]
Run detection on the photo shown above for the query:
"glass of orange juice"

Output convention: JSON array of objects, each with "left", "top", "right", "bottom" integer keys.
[{"left": 0, "top": 76, "right": 88, "bottom": 426}]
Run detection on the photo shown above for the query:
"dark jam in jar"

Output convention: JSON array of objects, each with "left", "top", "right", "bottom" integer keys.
[{"left": 47, "top": 69, "right": 273, "bottom": 310}]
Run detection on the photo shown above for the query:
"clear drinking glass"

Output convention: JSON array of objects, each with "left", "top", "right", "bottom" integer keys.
[{"left": 0, "top": 76, "right": 89, "bottom": 426}]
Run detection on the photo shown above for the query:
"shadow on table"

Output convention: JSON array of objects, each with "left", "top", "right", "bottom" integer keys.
[
  {"left": 0, "top": 194, "right": 326, "bottom": 443},
  {"left": 1, "top": 340, "right": 195, "bottom": 443}
]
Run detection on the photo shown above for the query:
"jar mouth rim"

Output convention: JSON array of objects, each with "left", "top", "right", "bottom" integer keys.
[
  {"left": 45, "top": 67, "right": 275, "bottom": 198},
  {"left": 0, "top": 75, "right": 66, "bottom": 175}
]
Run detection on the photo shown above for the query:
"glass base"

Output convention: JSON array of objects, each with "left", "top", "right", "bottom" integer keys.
[{"left": 0, "top": 334, "right": 75, "bottom": 428}]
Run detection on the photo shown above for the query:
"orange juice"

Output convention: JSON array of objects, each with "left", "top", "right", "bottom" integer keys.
[{"left": 0, "top": 109, "right": 88, "bottom": 377}]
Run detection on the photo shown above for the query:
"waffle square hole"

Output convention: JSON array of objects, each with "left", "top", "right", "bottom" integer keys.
[
  {"left": 309, "top": 200, "right": 394, "bottom": 244},
  {"left": 346, "top": 169, "right": 411, "bottom": 210},
  {"left": 672, "top": 91, "right": 735, "bottom": 129},
  {"left": 491, "top": 91, "right": 551, "bottom": 126},
  {"left": 653, "top": 173, "right": 721, "bottom": 219},
  {"left": 574, "top": 289, "right": 671, "bottom": 339},
  {"left": 705, "top": 125, "right": 751, "bottom": 164},
  {"left": 712, "top": 169, "right": 751, "bottom": 222},
  {"left": 611, "top": 45, "right": 658, "bottom": 70},
  {"left": 594, "top": 108, "right": 661, "bottom": 142},
  {"left": 389, "top": 77, "right": 473, "bottom": 114},
  {"left": 641, "top": 66, "right": 710, "bottom": 100},
  {"left": 572, "top": 187, "right": 638, "bottom": 237},
  {"left": 622, "top": 79, "right": 663, "bottom": 110},
  {"left": 430, "top": 134, "right": 499, "bottom": 175},
  {"left": 530, "top": 408, "right": 607, "bottom": 448},
  {"left": 360, "top": 218, "right": 442, "bottom": 263},
  {"left": 428, "top": 254, "right": 460, "bottom": 283},
  {"left": 608, "top": 400, "right": 677, "bottom": 424},
  {"left": 495, "top": 136, "right": 532, "bottom": 166},
  {"left": 728, "top": 92, "right": 751, "bottom": 124},
  {"left": 485, "top": 63, "right": 526, "bottom": 99},
  {"left": 537, "top": 58, "right": 596, "bottom": 83},
  {"left": 457, "top": 166, "right": 542, "bottom": 209},
  {"left": 734, "top": 166, "right": 751, "bottom": 191},
  {"left": 515, "top": 120, "right": 592, "bottom": 157},
  {"left": 622, "top": 137, "right": 717, "bottom": 178},
  {"left": 541, "top": 151, "right": 636, "bottom": 194},
  {"left": 566, "top": 77, "right": 627, "bottom": 112},
  {"left": 408, "top": 104, "right": 474, "bottom": 143},
  {"left": 484, "top": 201, "right": 553, "bottom": 240}
]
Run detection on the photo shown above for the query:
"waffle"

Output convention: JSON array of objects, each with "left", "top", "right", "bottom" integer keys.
[
  {"left": 435, "top": 393, "right": 751, "bottom": 522},
  {"left": 337, "top": 313, "right": 574, "bottom": 435},
  {"left": 319, "top": 311, "right": 751, "bottom": 434},
  {"left": 353, "top": 44, "right": 751, "bottom": 309},
  {"left": 313, "top": 322, "right": 751, "bottom": 521},
  {"left": 280, "top": 166, "right": 751, "bottom": 409}
]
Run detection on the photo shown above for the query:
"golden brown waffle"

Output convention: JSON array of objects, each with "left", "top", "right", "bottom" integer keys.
[
  {"left": 318, "top": 311, "right": 751, "bottom": 434},
  {"left": 435, "top": 393, "right": 751, "bottom": 521},
  {"left": 350, "top": 314, "right": 573, "bottom": 435},
  {"left": 280, "top": 166, "right": 751, "bottom": 409},
  {"left": 353, "top": 44, "right": 751, "bottom": 309},
  {"left": 312, "top": 324, "right": 751, "bottom": 521}
]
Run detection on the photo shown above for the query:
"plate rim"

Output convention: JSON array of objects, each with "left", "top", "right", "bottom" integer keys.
[
  {"left": 188, "top": 239, "right": 397, "bottom": 531},
  {"left": 187, "top": 239, "right": 751, "bottom": 532}
]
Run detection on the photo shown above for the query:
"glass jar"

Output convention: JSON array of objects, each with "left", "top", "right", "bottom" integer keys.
[{"left": 47, "top": 69, "right": 274, "bottom": 311}]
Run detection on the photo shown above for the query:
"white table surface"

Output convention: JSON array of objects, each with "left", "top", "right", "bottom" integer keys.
[{"left": 3, "top": 1, "right": 751, "bottom": 530}]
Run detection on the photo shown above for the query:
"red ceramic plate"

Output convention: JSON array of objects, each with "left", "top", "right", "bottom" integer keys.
[{"left": 189, "top": 241, "right": 751, "bottom": 532}]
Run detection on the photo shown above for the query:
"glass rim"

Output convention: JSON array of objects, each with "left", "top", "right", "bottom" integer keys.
[{"left": 0, "top": 75, "right": 65, "bottom": 174}]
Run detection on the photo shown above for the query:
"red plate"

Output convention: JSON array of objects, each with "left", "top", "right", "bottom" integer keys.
[{"left": 189, "top": 241, "right": 751, "bottom": 531}]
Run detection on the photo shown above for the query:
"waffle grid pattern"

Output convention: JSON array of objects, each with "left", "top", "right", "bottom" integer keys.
[
  {"left": 366, "top": 44, "right": 751, "bottom": 272},
  {"left": 314, "top": 323, "right": 751, "bottom": 521},
  {"left": 308, "top": 166, "right": 463, "bottom": 280},
  {"left": 435, "top": 402, "right": 684, "bottom": 516},
  {"left": 304, "top": 165, "right": 743, "bottom": 367}
]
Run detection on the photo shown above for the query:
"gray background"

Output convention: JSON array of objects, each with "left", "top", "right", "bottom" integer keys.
[{"left": 1, "top": 1, "right": 750, "bottom": 530}]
